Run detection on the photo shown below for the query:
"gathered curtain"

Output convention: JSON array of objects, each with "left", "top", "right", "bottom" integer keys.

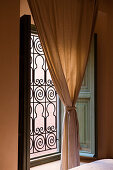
[{"left": 27, "top": 0, "right": 98, "bottom": 169}]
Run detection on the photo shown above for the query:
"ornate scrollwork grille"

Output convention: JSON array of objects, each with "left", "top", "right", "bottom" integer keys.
[{"left": 30, "top": 32, "right": 60, "bottom": 160}]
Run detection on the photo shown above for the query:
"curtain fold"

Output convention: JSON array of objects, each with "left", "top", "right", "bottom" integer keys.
[{"left": 27, "top": 0, "right": 98, "bottom": 169}]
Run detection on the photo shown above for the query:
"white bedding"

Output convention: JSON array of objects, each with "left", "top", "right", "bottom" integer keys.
[{"left": 71, "top": 159, "right": 113, "bottom": 170}]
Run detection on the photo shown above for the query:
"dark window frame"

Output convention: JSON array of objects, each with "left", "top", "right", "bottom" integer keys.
[{"left": 18, "top": 15, "right": 31, "bottom": 170}]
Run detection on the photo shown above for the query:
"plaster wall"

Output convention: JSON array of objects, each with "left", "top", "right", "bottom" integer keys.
[{"left": 0, "top": 0, "right": 19, "bottom": 170}]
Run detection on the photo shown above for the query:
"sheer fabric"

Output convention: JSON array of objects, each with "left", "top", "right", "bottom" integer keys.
[{"left": 27, "top": 0, "right": 98, "bottom": 169}]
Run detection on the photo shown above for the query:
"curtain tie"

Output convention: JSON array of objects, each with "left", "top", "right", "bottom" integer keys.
[{"left": 66, "top": 106, "right": 76, "bottom": 112}]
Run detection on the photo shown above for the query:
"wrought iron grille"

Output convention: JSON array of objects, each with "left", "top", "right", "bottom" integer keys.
[{"left": 30, "top": 32, "right": 60, "bottom": 160}]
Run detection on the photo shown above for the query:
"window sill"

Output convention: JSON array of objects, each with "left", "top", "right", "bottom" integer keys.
[
  {"left": 30, "top": 152, "right": 96, "bottom": 168},
  {"left": 80, "top": 153, "right": 97, "bottom": 163},
  {"left": 30, "top": 153, "right": 61, "bottom": 168}
]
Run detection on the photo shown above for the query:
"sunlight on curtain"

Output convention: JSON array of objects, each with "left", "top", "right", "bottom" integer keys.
[{"left": 27, "top": 0, "right": 98, "bottom": 169}]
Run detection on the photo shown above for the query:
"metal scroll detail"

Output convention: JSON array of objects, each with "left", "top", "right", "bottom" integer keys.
[{"left": 30, "top": 33, "right": 59, "bottom": 159}]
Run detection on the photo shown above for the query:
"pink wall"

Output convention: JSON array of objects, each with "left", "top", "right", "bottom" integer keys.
[{"left": 0, "top": 0, "right": 19, "bottom": 170}]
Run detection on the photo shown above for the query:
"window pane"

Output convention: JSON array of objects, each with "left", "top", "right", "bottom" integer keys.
[{"left": 30, "top": 33, "right": 60, "bottom": 160}]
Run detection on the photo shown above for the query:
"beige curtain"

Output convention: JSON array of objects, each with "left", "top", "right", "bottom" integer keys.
[{"left": 27, "top": 0, "right": 98, "bottom": 169}]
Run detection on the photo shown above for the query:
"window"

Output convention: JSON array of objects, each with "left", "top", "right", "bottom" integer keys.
[
  {"left": 19, "top": 16, "right": 96, "bottom": 169},
  {"left": 30, "top": 25, "right": 96, "bottom": 166},
  {"left": 30, "top": 26, "right": 61, "bottom": 166}
]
